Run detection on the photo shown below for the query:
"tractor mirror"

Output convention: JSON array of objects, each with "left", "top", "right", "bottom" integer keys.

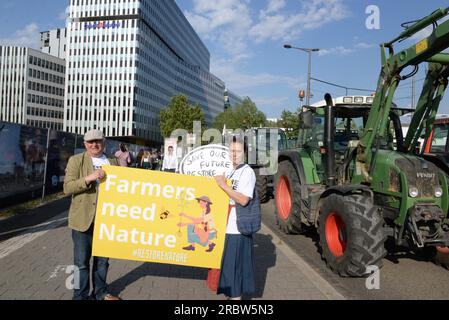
[{"left": 300, "top": 111, "right": 315, "bottom": 129}]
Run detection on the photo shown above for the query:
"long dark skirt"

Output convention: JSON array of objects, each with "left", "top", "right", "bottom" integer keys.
[{"left": 217, "top": 234, "right": 256, "bottom": 298}]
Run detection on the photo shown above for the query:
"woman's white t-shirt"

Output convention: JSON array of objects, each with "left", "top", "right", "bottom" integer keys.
[{"left": 226, "top": 164, "right": 256, "bottom": 235}]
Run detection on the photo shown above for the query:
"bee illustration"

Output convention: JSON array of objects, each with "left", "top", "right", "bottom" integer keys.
[{"left": 160, "top": 210, "right": 170, "bottom": 220}]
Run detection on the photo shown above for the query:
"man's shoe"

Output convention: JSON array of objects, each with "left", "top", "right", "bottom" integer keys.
[
  {"left": 103, "top": 294, "right": 120, "bottom": 300},
  {"left": 183, "top": 245, "right": 195, "bottom": 251},
  {"left": 206, "top": 243, "right": 216, "bottom": 252}
]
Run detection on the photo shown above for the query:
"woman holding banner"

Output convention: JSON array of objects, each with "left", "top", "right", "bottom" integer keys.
[{"left": 214, "top": 139, "right": 257, "bottom": 300}]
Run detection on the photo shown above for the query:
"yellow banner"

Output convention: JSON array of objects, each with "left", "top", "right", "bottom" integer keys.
[{"left": 92, "top": 166, "right": 229, "bottom": 269}]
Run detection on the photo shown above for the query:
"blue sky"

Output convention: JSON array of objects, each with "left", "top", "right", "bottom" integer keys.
[{"left": 1, "top": 0, "right": 449, "bottom": 118}]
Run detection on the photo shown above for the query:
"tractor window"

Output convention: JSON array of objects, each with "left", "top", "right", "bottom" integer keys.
[
  {"left": 430, "top": 124, "right": 449, "bottom": 153},
  {"left": 298, "top": 116, "right": 325, "bottom": 149},
  {"left": 334, "top": 116, "right": 363, "bottom": 156}
]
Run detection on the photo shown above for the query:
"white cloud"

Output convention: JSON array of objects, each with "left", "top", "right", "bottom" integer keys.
[
  {"left": 250, "top": 0, "right": 349, "bottom": 43},
  {"left": 261, "top": 0, "right": 286, "bottom": 16},
  {"left": 354, "top": 42, "right": 376, "bottom": 49},
  {"left": 184, "top": 0, "right": 349, "bottom": 100},
  {"left": 184, "top": 0, "right": 253, "bottom": 57},
  {"left": 318, "top": 46, "right": 355, "bottom": 56},
  {"left": 58, "top": 6, "right": 70, "bottom": 21},
  {"left": 0, "top": 23, "right": 40, "bottom": 49}
]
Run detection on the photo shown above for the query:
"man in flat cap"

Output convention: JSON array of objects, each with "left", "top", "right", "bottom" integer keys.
[{"left": 64, "top": 129, "right": 120, "bottom": 300}]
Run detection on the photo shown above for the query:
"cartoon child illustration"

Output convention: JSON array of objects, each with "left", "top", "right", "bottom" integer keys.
[{"left": 178, "top": 196, "right": 217, "bottom": 252}]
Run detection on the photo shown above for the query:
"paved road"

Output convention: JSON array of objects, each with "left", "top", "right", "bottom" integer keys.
[{"left": 261, "top": 200, "right": 449, "bottom": 300}]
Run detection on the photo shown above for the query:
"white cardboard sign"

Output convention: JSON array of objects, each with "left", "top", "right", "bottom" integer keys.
[{"left": 179, "top": 145, "right": 232, "bottom": 177}]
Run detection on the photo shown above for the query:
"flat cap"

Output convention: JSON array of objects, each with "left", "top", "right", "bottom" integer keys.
[{"left": 84, "top": 129, "right": 105, "bottom": 142}]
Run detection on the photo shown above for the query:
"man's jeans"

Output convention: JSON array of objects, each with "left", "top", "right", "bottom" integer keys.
[{"left": 72, "top": 225, "right": 110, "bottom": 300}]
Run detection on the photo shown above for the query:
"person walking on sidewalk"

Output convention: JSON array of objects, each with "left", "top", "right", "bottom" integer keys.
[
  {"left": 64, "top": 129, "right": 120, "bottom": 301},
  {"left": 214, "top": 139, "right": 257, "bottom": 300}
]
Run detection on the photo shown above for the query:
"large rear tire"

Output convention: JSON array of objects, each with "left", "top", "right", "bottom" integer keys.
[
  {"left": 274, "top": 161, "right": 303, "bottom": 234},
  {"left": 255, "top": 170, "right": 269, "bottom": 204},
  {"left": 318, "top": 193, "right": 387, "bottom": 277}
]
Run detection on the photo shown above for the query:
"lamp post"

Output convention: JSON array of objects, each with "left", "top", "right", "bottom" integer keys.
[{"left": 284, "top": 44, "right": 320, "bottom": 107}]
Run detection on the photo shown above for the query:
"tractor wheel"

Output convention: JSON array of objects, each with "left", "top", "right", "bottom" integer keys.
[
  {"left": 434, "top": 247, "right": 449, "bottom": 269},
  {"left": 274, "top": 161, "right": 303, "bottom": 234},
  {"left": 255, "top": 170, "right": 269, "bottom": 204},
  {"left": 318, "top": 193, "right": 387, "bottom": 277}
]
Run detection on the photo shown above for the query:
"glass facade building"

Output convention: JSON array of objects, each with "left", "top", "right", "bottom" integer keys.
[{"left": 65, "top": 0, "right": 226, "bottom": 145}]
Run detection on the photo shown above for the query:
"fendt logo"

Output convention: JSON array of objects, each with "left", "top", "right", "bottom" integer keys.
[{"left": 416, "top": 172, "right": 435, "bottom": 179}]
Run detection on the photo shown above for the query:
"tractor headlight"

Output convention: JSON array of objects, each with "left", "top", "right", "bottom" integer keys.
[
  {"left": 409, "top": 187, "right": 419, "bottom": 198},
  {"left": 435, "top": 187, "right": 443, "bottom": 198}
]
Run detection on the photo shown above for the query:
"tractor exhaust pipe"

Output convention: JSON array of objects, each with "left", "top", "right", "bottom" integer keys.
[{"left": 324, "top": 93, "right": 336, "bottom": 187}]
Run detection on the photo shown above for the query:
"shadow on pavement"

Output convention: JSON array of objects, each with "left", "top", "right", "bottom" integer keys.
[
  {"left": 108, "top": 234, "right": 277, "bottom": 299},
  {"left": 0, "top": 197, "right": 70, "bottom": 242}
]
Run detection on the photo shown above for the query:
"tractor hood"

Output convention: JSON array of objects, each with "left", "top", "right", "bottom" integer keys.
[{"left": 371, "top": 150, "right": 448, "bottom": 203}]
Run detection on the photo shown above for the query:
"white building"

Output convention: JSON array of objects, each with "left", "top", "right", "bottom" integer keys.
[
  {"left": 40, "top": 28, "right": 67, "bottom": 59},
  {"left": 65, "top": 0, "right": 226, "bottom": 144},
  {"left": 0, "top": 46, "right": 66, "bottom": 130}
]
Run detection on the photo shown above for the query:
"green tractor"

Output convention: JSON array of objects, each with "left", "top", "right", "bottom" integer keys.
[{"left": 274, "top": 8, "right": 449, "bottom": 276}]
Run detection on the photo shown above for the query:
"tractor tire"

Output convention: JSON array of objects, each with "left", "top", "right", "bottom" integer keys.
[
  {"left": 274, "top": 161, "right": 303, "bottom": 234},
  {"left": 255, "top": 170, "right": 269, "bottom": 204},
  {"left": 318, "top": 193, "right": 387, "bottom": 277}
]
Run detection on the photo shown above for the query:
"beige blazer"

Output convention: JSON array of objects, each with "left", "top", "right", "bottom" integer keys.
[{"left": 64, "top": 152, "right": 118, "bottom": 232}]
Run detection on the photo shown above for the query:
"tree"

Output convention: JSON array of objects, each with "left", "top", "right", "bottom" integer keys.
[
  {"left": 278, "top": 110, "right": 300, "bottom": 139},
  {"left": 160, "top": 95, "right": 206, "bottom": 138},
  {"left": 213, "top": 98, "right": 267, "bottom": 130}
]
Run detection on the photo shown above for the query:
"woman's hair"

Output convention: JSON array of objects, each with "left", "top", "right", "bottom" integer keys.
[
  {"left": 229, "top": 136, "right": 247, "bottom": 153},
  {"left": 120, "top": 143, "right": 127, "bottom": 152},
  {"left": 198, "top": 200, "right": 211, "bottom": 215}
]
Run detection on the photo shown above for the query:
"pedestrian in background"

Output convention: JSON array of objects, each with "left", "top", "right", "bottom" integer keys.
[
  {"left": 141, "top": 150, "right": 152, "bottom": 170},
  {"left": 214, "top": 139, "right": 257, "bottom": 300},
  {"left": 64, "top": 129, "right": 120, "bottom": 301},
  {"left": 136, "top": 148, "right": 144, "bottom": 168},
  {"left": 162, "top": 146, "right": 178, "bottom": 173},
  {"left": 114, "top": 143, "right": 131, "bottom": 167}
]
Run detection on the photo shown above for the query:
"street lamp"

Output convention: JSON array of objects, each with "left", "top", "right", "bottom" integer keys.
[{"left": 284, "top": 44, "right": 320, "bottom": 107}]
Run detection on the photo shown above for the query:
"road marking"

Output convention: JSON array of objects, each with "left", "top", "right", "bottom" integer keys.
[
  {"left": 0, "top": 212, "right": 68, "bottom": 260},
  {"left": 260, "top": 223, "right": 346, "bottom": 300}
]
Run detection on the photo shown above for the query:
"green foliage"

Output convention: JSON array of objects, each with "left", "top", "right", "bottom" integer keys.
[
  {"left": 213, "top": 97, "right": 267, "bottom": 130},
  {"left": 278, "top": 109, "right": 300, "bottom": 139},
  {"left": 160, "top": 95, "right": 206, "bottom": 137}
]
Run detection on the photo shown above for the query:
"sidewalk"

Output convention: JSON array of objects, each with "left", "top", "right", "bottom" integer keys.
[{"left": 0, "top": 209, "right": 345, "bottom": 300}]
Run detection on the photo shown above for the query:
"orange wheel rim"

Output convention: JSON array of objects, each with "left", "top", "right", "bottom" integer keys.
[
  {"left": 276, "top": 176, "right": 292, "bottom": 221},
  {"left": 325, "top": 213, "right": 347, "bottom": 258}
]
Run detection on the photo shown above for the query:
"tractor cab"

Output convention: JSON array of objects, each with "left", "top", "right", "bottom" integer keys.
[{"left": 297, "top": 96, "right": 413, "bottom": 184}]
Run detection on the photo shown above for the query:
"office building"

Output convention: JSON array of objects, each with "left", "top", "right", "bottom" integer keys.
[
  {"left": 0, "top": 46, "right": 66, "bottom": 130},
  {"left": 41, "top": 28, "right": 68, "bottom": 59},
  {"left": 65, "top": 0, "right": 226, "bottom": 144}
]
